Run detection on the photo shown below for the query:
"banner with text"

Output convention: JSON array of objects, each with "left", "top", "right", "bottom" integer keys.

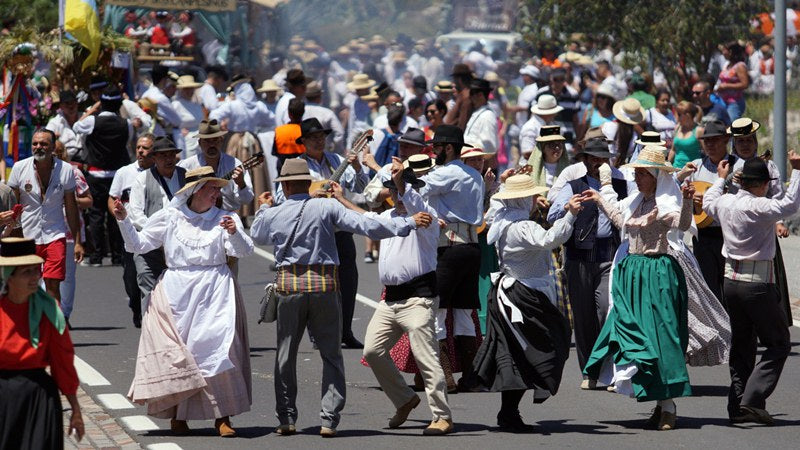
[{"left": 107, "top": 0, "right": 236, "bottom": 13}]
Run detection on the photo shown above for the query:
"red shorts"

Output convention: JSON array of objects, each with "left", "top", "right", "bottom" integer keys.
[{"left": 36, "top": 238, "right": 67, "bottom": 281}]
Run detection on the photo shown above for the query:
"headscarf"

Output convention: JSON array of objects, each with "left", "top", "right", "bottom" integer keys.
[
  {"left": 486, "top": 196, "right": 534, "bottom": 246},
  {"left": 1, "top": 266, "right": 66, "bottom": 348},
  {"left": 528, "top": 141, "right": 570, "bottom": 187},
  {"left": 233, "top": 82, "right": 259, "bottom": 109}
]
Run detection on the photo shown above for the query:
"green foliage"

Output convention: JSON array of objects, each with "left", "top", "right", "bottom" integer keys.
[
  {"left": 0, "top": 0, "right": 60, "bottom": 31},
  {"left": 525, "top": 0, "right": 768, "bottom": 91}
]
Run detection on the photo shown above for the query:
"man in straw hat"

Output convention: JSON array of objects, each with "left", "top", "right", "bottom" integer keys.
[
  {"left": 362, "top": 158, "right": 455, "bottom": 435},
  {"left": 256, "top": 79, "right": 282, "bottom": 114},
  {"left": 519, "top": 94, "right": 563, "bottom": 162},
  {"left": 702, "top": 150, "right": 800, "bottom": 425},
  {"left": 172, "top": 75, "right": 204, "bottom": 158},
  {"left": 464, "top": 78, "right": 499, "bottom": 155},
  {"left": 275, "top": 69, "right": 310, "bottom": 126},
  {"left": 434, "top": 80, "right": 455, "bottom": 108},
  {"left": 676, "top": 119, "right": 736, "bottom": 304},
  {"left": 127, "top": 136, "right": 186, "bottom": 304},
  {"left": 344, "top": 73, "right": 376, "bottom": 148},
  {"left": 304, "top": 81, "right": 345, "bottom": 154},
  {"left": 8, "top": 129, "right": 84, "bottom": 302},
  {"left": 547, "top": 138, "right": 628, "bottom": 390},
  {"left": 250, "top": 158, "right": 433, "bottom": 438}
]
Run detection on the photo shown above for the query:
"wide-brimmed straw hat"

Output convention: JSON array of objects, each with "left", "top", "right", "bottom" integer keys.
[
  {"left": 622, "top": 145, "right": 679, "bottom": 172},
  {"left": 275, "top": 158, "right": 315, "bottom": 182},
  {"left": 347, "top": 73, "right": 376, "bottom": 91},
  {"left": 360, "top": 87, "right": 379, "bottom": 101},
  {"left": 492, "top": 174, "right": 549, "bottom": 200},
  {"left": 531, "top": 94, "right": 564, "bottom": 115},
  {"left": 256, "top": 79, "right": 282, "bottom": 93},
  {"left": 175, "top": 166, "right": 229, "bottom": 196},
  {"left": 0, "top": 238, "right": 44, "bottom": 266},
  {"left": 635, "top": 131, "right": 666, "bottom": 146},
  {"left": 434, "top": 80, "right": 454, "bottom": 93},
  {"left": 461, "top": 142, "right": 493, "bottom": 159},
  {"left": 176, "top": 75, "right": 202, "bottom": 89},
  {"left": 197, "top": 119, "right": 228, "bottom": 139},
  {"left": 404, "top": 154, "right": 435, "bottom": 174},
  {"left": 536, "top": 125, "right": 566, "bottom": 143},
  {"left": 612, "top": 98, "right": 645, "bottom": 125},
  {"left": 728, "top": 117, "right": 761, "bottom": 137}
]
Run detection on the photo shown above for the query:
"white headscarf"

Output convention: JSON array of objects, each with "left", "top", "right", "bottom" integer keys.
[
  {"left": 233, "top": 82, "right": 259, "bottom": 109},
  {"left": 486, "top": 196, "right": 534, "bottom": 246},
  {"left": 168, "top": 179, "right": 210, "bottom": 209}
]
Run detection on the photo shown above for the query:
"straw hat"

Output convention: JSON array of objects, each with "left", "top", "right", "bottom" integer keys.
[
  {"left": 0, "top": 238, "right": 44, "bottom": 266},
  {"left": 531, "top": 94, "right": 564, "bottom": 115},
  {"left": 492, "top": 175, "right": 549, "bottom": 200},
  {"left": 392, "top": 51, "right": 408, "bottom": 63},
  {"left": 728, "top": 117, "right": 761, "bottom": 137},
  {"left": 275, "top": 158, "right": 315, "bottom": 182},
  {"left": 484, "top": 71, "right": 499, "bottom": 83},
  {"left": 622, "top": 145, "right": 678, "bottom": 172},
  {"left": 612, "top": 98, "right": 645, "bottom": 125},
  {"left": 461, "top": 142, "right": 493, "bottom": 159},
  {"left": 175, "top": 166, "right": 229, "bottom": 196},
  {"left": 256, "top": 79, "right": 282, "bottom": 93},
  {"left": 634, "top": 131, "right": 666, "bottom": 146},
  {"left": 434, "top": 80, "right": 454, "bottom": 93},
  {"left": 175, "top": 75, "right": 202, "bottom": 89},
  {"left": 347, "top": 73, "right": 376, "bottom": 91},
  {"left": 360, "top": 87, "right": 379, "bottom": 101},
  {"left": 404, "top": 154, "right": 435, "bottom": 174},
  {"left": 536, "top": 125, "right": 566, "bottom": 143}
]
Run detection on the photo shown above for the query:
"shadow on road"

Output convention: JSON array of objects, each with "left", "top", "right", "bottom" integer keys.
[
  {"left": 143, "top": 426, "right": 274, "bottom": 438},
  {"left": 71, "top": 326, "right": 125, "bottom": 331},
  {"left": 535, "top": 419, "right": 634, "bottom": 435},
  {"left": 73, "top": 342, "right": 118, "bottom": 348},
  {"left": 690, "top": 384, "right": 730, "bottom": 397}
]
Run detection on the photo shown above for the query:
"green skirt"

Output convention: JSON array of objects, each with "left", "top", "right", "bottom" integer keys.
[
  {"left": 477, "top": 232, "right": 499, "bottom": 334},
  {"left": 584, "top": 254, "right": 691, "bottom": 402}
]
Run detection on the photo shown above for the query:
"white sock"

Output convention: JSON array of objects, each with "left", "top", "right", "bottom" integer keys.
[{"left": 657, "top": 399, "right": 676, "bottom": 414}]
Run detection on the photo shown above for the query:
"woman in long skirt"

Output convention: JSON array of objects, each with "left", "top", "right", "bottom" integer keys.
[
  {"left": 113, "top": 167, "right": 254, "bottom": 437},
  {"left": 470, "top": 175, "right": 583, "bottom": 432},
  {"left": 582, "top": 147, "right": 695, "bottom": 430}
]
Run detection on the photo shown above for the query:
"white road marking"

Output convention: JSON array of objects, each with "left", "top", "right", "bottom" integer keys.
[
  {"left": 252, "top": 247, "right": 379, "bottom": 309},
  {"left": 74, "top": 356, "right": 111, "bottom": 386},
  {"left": 95, "top": 393, "right": 134, "bottom": 410},
  {"left": 794, "top": 318, "right": 800, "bottom": 328},
  {"left": 147, "top": 444, "right": 183, "bottom": 450},
  {"left": 119, "top": 415, "right": 160, "bottom": 431}
]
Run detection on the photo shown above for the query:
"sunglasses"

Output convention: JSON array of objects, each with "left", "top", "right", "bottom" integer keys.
[
  {"left": 425, "top": 109, "right": 438, "bottom": 115},
  {"left": 691, "top": 90, "right": 706, "bottom": 96}
]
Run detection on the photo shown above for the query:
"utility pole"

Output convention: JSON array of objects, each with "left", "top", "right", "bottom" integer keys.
[{"left": 775, "top": 1, "right": 787, "bottom": 180}]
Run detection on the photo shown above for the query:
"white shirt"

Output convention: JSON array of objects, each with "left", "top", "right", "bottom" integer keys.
[
  {"left": 46, "top": 113, "right": 83, "bottom": 160},
  {"left": 518, "top": 115, "right": 549, "bottom": 156},
  {"left": 516, "top": 83, "right": 539, "bottom": 128},
  {"left": 172, "top": 96, "right": 204, "bottom": 157},
  {"left": 273, "top": 92, "right": 295, "bottom": 126},
  {"left": 8, "top": 157, "right": 76, "bottom": 244},
  {"left": 128, "top": 169, "right": 183, "bottom": 230},
  {"left": 418, "top": 160, "right": 484, "bottom": 225},
  {"left": 547, "top": 162, "right": 632, "bottom": 203},
  {"left": 72, "top": 111, "right": 135, "bottom": 143},
  {"left": 178, "top": 153, "right": 254, "bottom": 211},
  {"left": 195, "top": 83, "right": 219, "bottom": 111},
  {"left": 142, "top": 85, "right": 182, "bottom": 128},
  {"left": 345, "top": 92, "right": 373, "bottom": 148},
  {"left": 304, "top": 103, "right": 345, "bottom": 154},
  {"left": 464, "top": 104, "right": 499, "bottom": 154},
  {"left": 703, "top": 170, "right": 800, "bottom": 261},
  {"left": 110, "top": 161, "right": 147, "bottom": 203},
  {"left": 209, "top": 92, "right": 275, "bottom": 133},
  {"left": 378, "top": 186, "right": 440, "bottom": 286}
]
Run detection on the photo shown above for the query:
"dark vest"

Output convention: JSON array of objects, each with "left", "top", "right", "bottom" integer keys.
[
  {"left": 565, "top": 176, "right": 627, "bottom": 257},
  {"left": 143, "top": 167, "right": 186, "bottom": 217},
  {"left": 84, "top": 114, "right": 130, "bottom": 170}
]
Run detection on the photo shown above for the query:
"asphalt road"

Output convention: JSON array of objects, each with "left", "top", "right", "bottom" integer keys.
[{"left": 68, "top": 239, "right": 800, "bottom": 450}]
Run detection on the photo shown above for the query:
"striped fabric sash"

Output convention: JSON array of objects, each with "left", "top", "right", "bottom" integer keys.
[
  {"left": 276, "top": 264, "right": 339, "bottom": 293},
  {"left": 724, "top": 258, "right": 774, "bottom": 284}
]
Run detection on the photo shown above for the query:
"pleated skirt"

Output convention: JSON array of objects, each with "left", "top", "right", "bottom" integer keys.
[{"left": 0, "top": 369, "right": 63, "bottom": 450}]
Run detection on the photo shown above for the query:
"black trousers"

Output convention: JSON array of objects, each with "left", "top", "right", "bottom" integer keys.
[
  {"left": 693, "top": 228, "right": 725, "bottom": 307},
  {"left": 335, "top": 231, "right": 358, "bottom": 340},
  {"left": 565, "top": 259, "right": 612, "bottom": 371},
  {"left": 122, "top": 250, "right": 141, "bottom": 319},
  {"left": 86, "top": 175, "right": 123, "bottom": 263},
  {"left": 724, "top": 279, "right": 791, "bottom": 417}
]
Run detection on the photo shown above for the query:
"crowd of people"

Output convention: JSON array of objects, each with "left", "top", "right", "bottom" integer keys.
[{"left": 1, "top": 14, "right": 800, "bottom": 446}]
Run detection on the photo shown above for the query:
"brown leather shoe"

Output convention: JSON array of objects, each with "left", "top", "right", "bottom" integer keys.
[
  {"left": 170, "top": 419, "right": 190, "bottom": 435},
  {"left": 422, "top": 418, "right": 454, "bottom": 435},
  {"left": 275, "top": 423, "right": 296, "bottom": 435},
  {"left": 658, "top": 411, "right": 676, "bottom": 431},
  {"left": 389, "top": 395, "right": 421, "bottom": 428},
  {"left": 320, "top": 426, "right": 337, "bottom": 437},
  {"left": 215, "top": 417, "right": 236, "bottom": 437}
]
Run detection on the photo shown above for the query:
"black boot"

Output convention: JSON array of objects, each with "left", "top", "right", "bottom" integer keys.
[{"left": 497, "top": 390, "right": 534, "bottom": 433}]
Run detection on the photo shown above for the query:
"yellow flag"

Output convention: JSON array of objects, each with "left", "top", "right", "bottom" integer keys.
[{"left": 64, "top": 0, "right": 101, "bottom": 72}]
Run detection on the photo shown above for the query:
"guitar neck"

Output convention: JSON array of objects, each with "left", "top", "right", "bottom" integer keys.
[
  {"left": 327, "top": 131, "right": 372, "bottom": 183},
  {"left": 221, "top": 152, "right": 264, "bottom": 180}
]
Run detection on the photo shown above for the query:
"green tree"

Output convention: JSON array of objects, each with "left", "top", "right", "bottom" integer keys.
[
  {"left": 0, "top": 0, "right": 60, "bottom": 30},
  {"left": 522, "top": 0, "right": 768, "bottom": 95}
]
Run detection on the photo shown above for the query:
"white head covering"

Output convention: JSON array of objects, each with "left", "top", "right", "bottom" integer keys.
[
  {"left": 486, "top": 196, "right": 534, "bottom": 246},
  {"left": 168, "top": 179, "right": 211, "bottom": 209},
  {"left": 234, "top": 82, "right": 259, "bottom": 109}
]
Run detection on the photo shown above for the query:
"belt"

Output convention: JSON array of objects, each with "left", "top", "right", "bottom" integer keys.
[
  {"left": 439, "top": 222, "right": 478, "bottom": 246},
  {"left": 385, "top": 271, "right": 437, "bottom": 302},
  {"left": 277, "top": 263, "right": 339, "bottom": 293},
  {"left": 724, "top": 258, "right": 774, "bottom": 284}
]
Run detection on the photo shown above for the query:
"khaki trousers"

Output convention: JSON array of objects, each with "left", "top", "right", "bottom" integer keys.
[{"left": 363, "top": 296, "right": 452, "bottom": 421}]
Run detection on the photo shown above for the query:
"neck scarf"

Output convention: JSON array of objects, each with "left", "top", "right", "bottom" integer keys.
[
  {"left": 2, "top": 266, "right": 66, "bottom": 348},
  {"left": 528, "top": 142, "right": 570, "bottom": 188},
  {"left": 487, "top": 196, "right": 534, "bottom": 246}
]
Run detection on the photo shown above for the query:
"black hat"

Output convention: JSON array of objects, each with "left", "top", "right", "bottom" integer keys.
[
  {"left": 451, "top": 63, "right": 472, "bottom": 77},
  {"left": 89, "top": 76, "right": 108, "bottom": 91},
  {"left": 382, "top": 167, "right": 426, "bottom": 190},
  {"left": 100, "top": 86, "right": 122, "bottom": 102},
  {"left": 229, "top": 73, "right": 252, "bottom": 88},
  {"left": 397, "top": 128, "right": 426, "bottom": 147},
  {"left": 578, "top": 139, "right": 614, "bottom": 159},
  {"left": 286, "top": 69, "right": 310, "bottom": 87},
  {"left": 698, "top": 120, "right": 730, "bottom": 139},
  {"left": 739, "top": 158, "right": 777, "bottom": 182},
  {"left": 425, "top": 125, "right": 473, "bottom": 148},
  {"left": 59, "top": 90, "right": 77, "bottom": 104},
  {"left": 151, "top": 65, "right": 169, "bottom": 85},
  {"left": 469, "top": 78, "right": 491, "bottom": 93},
  {"left": 205, "top": 65, "right": 228, "bottom": 81},
  {"left": 412, "top": 75, "right": 427, "bottom": 90},
  {"left": 151, "top": 136, "right": 181, "bottom": 154},
  {"left": 296, "top": 118, "right": 331, "bottom": 144}
]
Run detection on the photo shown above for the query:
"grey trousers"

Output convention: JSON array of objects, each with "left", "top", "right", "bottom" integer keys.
[
  {"left": 363, "top": 296, "right": 451, "bottom": 421},
  {"left": 724, "top": 279, "right": 791, "bottom": 417},
  {"left": 134, "top": 249, "right": 167, "bottom": 312},
  {"left": 275, "top": 291, "right": 346, "bottom": 428},
  {"left": 565, "top": 260, "right": 612, "bottom": 372}
]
